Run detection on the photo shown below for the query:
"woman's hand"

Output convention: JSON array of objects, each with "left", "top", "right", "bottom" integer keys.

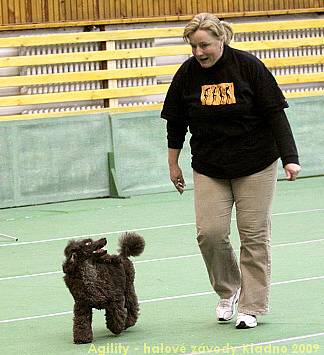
[
  {"left": 284, "top": 163, "right": 301, "bottom": 181},
  {"left": 169, "top": 164, "right": 186, "bottom": 194},
  {"left": 168, "top": 148, "right": 186, "bottom": 194}
]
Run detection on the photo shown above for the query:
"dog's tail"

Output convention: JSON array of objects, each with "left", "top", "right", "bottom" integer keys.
[{"left": 118, "top": 232, "right": 145, "bottom": 258}]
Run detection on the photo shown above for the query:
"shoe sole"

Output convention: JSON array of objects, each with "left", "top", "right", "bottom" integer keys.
[
  {"left": 218, "top": 317, "right": 232, "bottom": 322},
  {"left": 236, "top": 321, "right": 257, "bottom": 329}
]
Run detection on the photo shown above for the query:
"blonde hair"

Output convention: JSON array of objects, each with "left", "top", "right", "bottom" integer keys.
[{"left": 183, "top": 13, "right": 234, "bottom": 45}]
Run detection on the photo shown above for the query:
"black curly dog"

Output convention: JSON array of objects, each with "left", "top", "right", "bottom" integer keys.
[{"left": 63, "top": 232, "right": 145, "bottom": 344}]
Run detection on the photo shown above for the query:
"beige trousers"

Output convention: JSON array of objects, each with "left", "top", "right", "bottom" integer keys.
[{"left": 193, "top": 161, "right": 278, "bottom": 315}]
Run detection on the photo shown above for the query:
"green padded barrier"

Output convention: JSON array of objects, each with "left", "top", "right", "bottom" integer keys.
[
  {"left": 0, "top": 113, "right": 111, "bottom": 208},
  {"left": 1, "top": 96, "right": 322, "bottom": 207},
  {"left": 283, "top": 96, "right": 324, "bottom": 179},
  {"left": 0, "top": 125, "right": 16, "bottom": 203},
  {"left": 109, "top": 110, "right": 193, "bottom": 196}
]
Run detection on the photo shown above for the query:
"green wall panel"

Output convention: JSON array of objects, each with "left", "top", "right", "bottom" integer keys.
[
  {"left": 284, "top": 96, "right": 324, "bottom": 179},
  {"left": 0, "top": 126, "right": 15, "bottom": 202},
  {"left": 0, "top": 113, "right": 111, "bottom": 208},
  {"left": 109, "top": 110, "right": 192, "bottom": 196}
]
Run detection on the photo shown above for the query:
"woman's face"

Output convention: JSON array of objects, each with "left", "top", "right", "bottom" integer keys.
[{"left": 188, "top": 29, "right": 224, "bottom": 68}]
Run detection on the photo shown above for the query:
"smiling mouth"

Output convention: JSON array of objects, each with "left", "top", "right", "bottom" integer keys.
[
  {"left": 93, "top": 247, "right": 107, "bottom": 254},
  {"left": 198, "top": 58, "right": 210, "bottom": 65}
]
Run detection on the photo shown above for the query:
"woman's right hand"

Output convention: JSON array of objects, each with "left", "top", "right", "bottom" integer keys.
[{"left": 169, "top": 164, "right": 186, "bottom": 194}]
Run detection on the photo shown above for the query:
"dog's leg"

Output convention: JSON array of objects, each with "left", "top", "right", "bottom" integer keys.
[
  {"left": 73, "top": 302, "right": 93, "bottom": 344},
  {"left": 105, "top": 298, "right": 127, "bottom": 335},
  {"left": 124, "top": 283, "right": 140, "bottom": 329}
]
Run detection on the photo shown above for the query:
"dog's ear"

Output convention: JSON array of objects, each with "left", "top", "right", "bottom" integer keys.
[
  {"left": 62, "top": 252, "right": 78, "bottom": 273},
  {"left": 67, "top": 251, "right": 77, "bottom": 263},
  {"left": 63, "top": 241, "right": 80, "bottom": 274},
  {"left": 64, "top": 240, "right": 80, "bottom": 258}
]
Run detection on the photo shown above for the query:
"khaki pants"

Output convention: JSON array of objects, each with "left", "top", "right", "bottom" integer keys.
[{"left": 193, "top": 161, "right": 278, "bottom": 315}]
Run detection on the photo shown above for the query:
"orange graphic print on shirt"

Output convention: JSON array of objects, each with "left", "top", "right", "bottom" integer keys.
[{"left": 201, "top": 83, "right": 236, "bottom": 106}]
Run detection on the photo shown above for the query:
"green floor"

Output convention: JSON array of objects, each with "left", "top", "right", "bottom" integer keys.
[{"left": 1, "top": 176, "right": 324, "bottom": 355}]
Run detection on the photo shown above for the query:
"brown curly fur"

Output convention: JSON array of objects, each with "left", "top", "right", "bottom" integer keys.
[{"left": 62, "top": 232, "right": 145, "bottom": 344}]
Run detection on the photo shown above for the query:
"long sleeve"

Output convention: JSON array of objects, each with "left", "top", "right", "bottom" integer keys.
[
  {"left": 267, "top": 110, "right": 299, "bottom": 166},
  {"left": 166, "top": 120, "right": 188, "bottom": 149},
  {"left": 161, "top": 63, "right": 189, "bottom": 149}
]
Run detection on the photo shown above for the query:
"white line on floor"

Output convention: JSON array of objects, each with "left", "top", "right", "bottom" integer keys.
[
  {"left": 0, "top": 311, "right": 72, "bottom": 323},
  {"left": 0, "top": 271, "right": 62, "bottom": 281},
  {"left": 184, "top": 332, "right": 324, "bottom": 355},
  {"left": 0, "top": 275, "right": 323, "bottom": 324},
  {"left": 0, "top": 208, "right": 323, "bottom": 248},
  {"left": 1, "top": 238, "right": 323, "bottom": 282},
  {"left": 0, "top": 222, "right": 194, "bottom": 247}
]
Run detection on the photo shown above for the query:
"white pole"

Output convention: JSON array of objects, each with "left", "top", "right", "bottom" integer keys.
[{"left": 0, "top": 234, "right": 18, "bottom": 241}]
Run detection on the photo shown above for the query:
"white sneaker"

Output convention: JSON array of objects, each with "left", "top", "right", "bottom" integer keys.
[
  {"left": 236, "top": 313, "right": 257, "bottom": 329},
  {"left": 216, "top": 289, "right": 240, "bottom": 321}
]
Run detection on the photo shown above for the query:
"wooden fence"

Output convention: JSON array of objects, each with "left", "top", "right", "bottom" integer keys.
[
  {"left": 0, "top": 0, "right": 323, "bottom": 29},
  {"left": 0, "top": 18, "right": 323, "bottom": 121}
]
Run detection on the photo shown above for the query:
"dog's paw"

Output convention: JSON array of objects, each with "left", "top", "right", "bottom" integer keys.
[
  {"left": 124, "top": 319, "right": 137, "bottom": 329},
  {"left": 74, "top": 338, "right": 93, "bottom": 344}
]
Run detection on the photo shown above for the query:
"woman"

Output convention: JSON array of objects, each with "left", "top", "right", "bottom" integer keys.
[{"left": 161, "top": 13, "right": 301, "bottom": 329}]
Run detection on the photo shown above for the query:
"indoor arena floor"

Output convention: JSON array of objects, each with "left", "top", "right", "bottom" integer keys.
[{"left": 1, "top": 176, "right": 324, "bottom": 355}]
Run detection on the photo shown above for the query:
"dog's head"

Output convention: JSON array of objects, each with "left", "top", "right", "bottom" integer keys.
[{"left": 63, "top": 237, "right": 107, "bottom": 267}]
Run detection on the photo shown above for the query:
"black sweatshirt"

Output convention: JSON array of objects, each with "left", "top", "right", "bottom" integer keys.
[{"left": 161, "top": 44, "right": 299, "bottom": 179}]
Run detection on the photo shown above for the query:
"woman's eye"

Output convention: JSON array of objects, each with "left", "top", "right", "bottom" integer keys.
[{"left": 191, "top": 43, "right": 209, "bottom": 50}]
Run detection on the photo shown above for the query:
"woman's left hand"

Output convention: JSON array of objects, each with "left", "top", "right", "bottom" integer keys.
[{"left": 284, "top": 163, "right": 301, "bottom": 181}]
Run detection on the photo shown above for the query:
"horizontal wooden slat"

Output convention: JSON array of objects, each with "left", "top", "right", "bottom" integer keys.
[
  {"left": 0, "top": 88, "right": 323, "bottom": 122},
  {"left": 1, "top": 55, "right": 324, "bottom": 87},
  {"left": 0, "top": 19, "right": 323, "bottom": 47},
  {"left": 0, "top": 46, "right": 190, "bottom": 67},
  {"left": 0, "top": 28, "right": 183, "bottom": 47},
  {"left": 284, "top": 89, "right": 324, "bottom": 98},
  {"left": 0, "top": 72, "right": 323, "bottom": 107},
  {"left": 232, "top": 37, "right": 324, "bottom": 51},
  {"left": 232, "top": 18, "right": 324, "bottom": 33},
  {"left": 0, "top": 65, "right": 180, "bottom": 87},
  {"left": 0, "top": 105, "right": 162, "bottom": 122},
  {"left": 0, "top": 84, "right": 170, "bottom": 106},
  {"left": 1, "top": 37, "right": 323, "bottom": 68},
  {"left": 276, "top": 72, "right": 324, "bottom": 84},
  {"left": 262, "top": 55, "right": 324, "bottom": 67}
]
